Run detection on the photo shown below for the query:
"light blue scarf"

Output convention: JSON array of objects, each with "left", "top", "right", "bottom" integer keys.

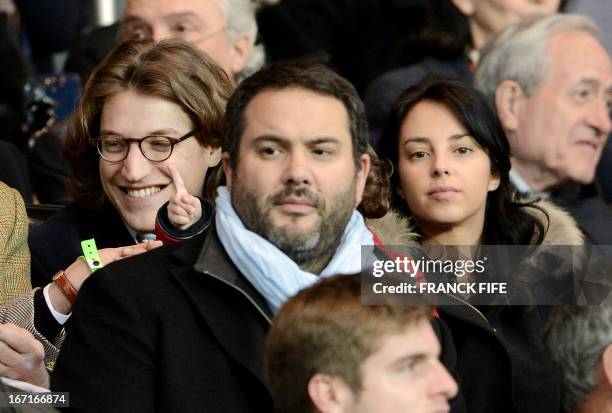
[{"left": 215, "top": 186, "right": 374, "bottom": 313}]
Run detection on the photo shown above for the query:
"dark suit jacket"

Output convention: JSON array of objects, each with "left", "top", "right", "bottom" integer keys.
[
  {"left": 28, "top": 201, "right": 134, "bottom": 287},
  {"left": 51, "top": 224, "right": 274, "bottom": 412},
  {"left": 551, "top": 184, "right": 612, "bottom": 245}
]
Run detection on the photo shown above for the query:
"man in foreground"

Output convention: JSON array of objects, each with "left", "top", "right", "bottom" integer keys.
[{"left": 266, "top": 274, "right": 458, "bottom": 413}]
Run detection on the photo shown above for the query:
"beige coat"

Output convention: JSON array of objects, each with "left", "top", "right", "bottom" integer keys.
[{"left": 0, "top": 182, "right": 31, "bottom": 304}]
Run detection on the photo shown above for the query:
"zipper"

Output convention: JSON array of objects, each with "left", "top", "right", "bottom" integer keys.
[
  {"left": 445, "top": 293, "right": 497, "bottom": 334},
  {"left": 201, "top": 270, "right": 273, "bottom": 325}
]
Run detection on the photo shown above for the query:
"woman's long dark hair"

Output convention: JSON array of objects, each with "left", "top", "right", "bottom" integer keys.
[{"left": 380, "top": 77, "right": 547, "bottom": 245}]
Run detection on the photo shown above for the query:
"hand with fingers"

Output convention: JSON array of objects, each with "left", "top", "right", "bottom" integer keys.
[
  {"left": 167, "top": 164, "right": 202, "bottom": 230},
  {"left": 49, "top": 240, "right": 163, "bottom": 315},
  {"left": 0, "top": 324, "right": 48, "bottom": 388}
]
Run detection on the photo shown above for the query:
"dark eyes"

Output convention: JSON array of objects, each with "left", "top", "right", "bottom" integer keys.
[
  {"left": 173, "top": 23, "right": 194, "bottom": 33},
  {"left": 407, "top": 147, "right": 472, "bottom": 160},
  {"left": 258, "top": 147, "right": 333, "bottom": 158},
  {"left": 573, "top": 89, "right": 592, "bottom": 101},
  {"left": 455, "top": 147, "right": 473, "bottom": 155},
  {"left": 311, "top": 148, "right": 332, "bottom": 157},
  {"left": 259, "top": 147, "right": 280, "bottom": 157},
  {"left": 409, "top": 151, "right": 429, "bottom": 160}
]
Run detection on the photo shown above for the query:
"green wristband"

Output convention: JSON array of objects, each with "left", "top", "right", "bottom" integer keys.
[{"left": 81, "top": 238, "right": 104, "bottom": 273}]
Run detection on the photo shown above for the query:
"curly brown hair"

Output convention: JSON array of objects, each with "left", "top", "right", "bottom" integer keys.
[
  {"left": 63, "top": 38, "right": 234, "bottom": 210},
  {"left": 358, "top": 145, "right": 392, "bottom": 219}
]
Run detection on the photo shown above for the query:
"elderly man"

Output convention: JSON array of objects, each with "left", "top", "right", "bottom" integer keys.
[
  {"left": 120, "top": 0, "right": 264, "bottom": 82},
  {"left": 266, "top": 275, "right": 458, "bottom": 413},
  {"left": 545, "top": 306, "right": 612, "bottom": 413},
  {"left": 475, "top": 14, "right": 612, "bottom": 243},
  {"left": 66, "top": 0, "right": 265, "bottom": 81},
  {"left": 67, "top": 0, "right": 264, "bottom": 84},
  {"left": 49, "top": 62, "right": 415, "bottom": 411}
]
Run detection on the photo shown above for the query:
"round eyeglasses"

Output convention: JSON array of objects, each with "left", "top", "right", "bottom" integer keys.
[{"left": 92, "top": 129, "right": 196, "bottom": 162}]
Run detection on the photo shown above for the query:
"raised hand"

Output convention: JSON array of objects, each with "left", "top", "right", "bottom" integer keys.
[
  {"left": 167, "top": 164, "right": 202, "bottom": 230},
  {"left": 0, "top": 324, "right": 48, "bottom": 388}
]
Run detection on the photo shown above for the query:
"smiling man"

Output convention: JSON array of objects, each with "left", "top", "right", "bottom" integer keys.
[
  {"left": 475, "top": 14, "right": 612, "bottom": 243},
  {"left": 266, "top": 275, "right": 458, "bottom": 413},
  {"left": 28, "top": 40, "right": 231, "bottom": 287},
  {"left": 50, "top": 62, "right": 382, "bottom": 411}
]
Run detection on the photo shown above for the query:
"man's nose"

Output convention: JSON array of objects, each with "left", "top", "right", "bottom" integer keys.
[
  {"left": 586, "top": 98, "right": 612, "bottom": 137},
  {"left": 121, "top": 142, "right": 153, "bottom": 182},
  {"left": 151, "top": 24, "right": 172, "bottom": 42},
  {"left": 281, "top": 150, "right": 313, "bottom": 187},
  {"left": 430, "top": 359, "right": 459, "bottom": 400}
]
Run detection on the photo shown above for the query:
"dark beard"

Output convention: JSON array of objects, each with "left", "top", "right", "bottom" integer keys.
[{"left": 231, "top": 182, "right": 356, "bottom": 273}]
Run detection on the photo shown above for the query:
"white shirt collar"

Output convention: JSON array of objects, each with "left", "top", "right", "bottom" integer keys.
[
  {"left": 124, "top": 221, "right": 156, "bottom": 243},
  {"left": 509, "top": 170, "right": 550, "bottom": 199}
]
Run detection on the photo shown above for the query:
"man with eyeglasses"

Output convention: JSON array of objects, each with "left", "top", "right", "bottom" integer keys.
[
  {"left": 0, "top": 40, "right": 231, "bottom": 390},
  {"left": 121, "top": 0, "right": 264, "bottom": 83}
]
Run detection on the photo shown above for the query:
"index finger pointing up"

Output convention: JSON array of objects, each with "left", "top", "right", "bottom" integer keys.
[{"left": 167, "top": 164, "right": 186, "bottom": 193}]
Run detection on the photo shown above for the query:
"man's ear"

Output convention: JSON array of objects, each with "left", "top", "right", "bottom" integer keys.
[
  {"left": 308, "top": 374, "right": 353, "bottom": 413},
  {"left": 207, "top": 146, "right": 223, "bottom": 168},
  {"left": 222, "top": 152, "right": 233, "bottom": 189},
  {"left": 229, "top": 33, "right": 252, "bottom": 79},
  {"left": 602, "top": 344, "right": 612, "bottom": 387},
  {"left": 495, "top": 80, "right": 525, "bottom": 133},
  {"left": 450, "top": 0, "right": 475, "bottom": 16},
  {"left": 355, "top": 152, "right": 372, "bottom": 206}
]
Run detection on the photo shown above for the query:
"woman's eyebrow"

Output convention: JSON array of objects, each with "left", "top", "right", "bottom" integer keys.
[{"left": 402, "top": 136, "right": 430, "bottom": 145}]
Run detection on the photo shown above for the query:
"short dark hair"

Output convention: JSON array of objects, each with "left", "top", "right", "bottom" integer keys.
[
  {"left": 380, "top": 77, "right": 546, "bottom": 244},
  {"left": 265, "top": 274, "right": 432, "bottom": 413},
  {"left": 222, "top": 61, "right": 369, "bottom": 170}
]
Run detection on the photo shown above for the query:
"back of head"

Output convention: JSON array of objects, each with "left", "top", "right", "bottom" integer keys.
[
  {"left": 265, "top": 274, "right": 432, "bottom": 413},
  {"left": 64, "top": 38, "right": 233, "bottom": 209},
  {"left": 475, "top": 13, "right": 599, "bottom": 100},
  {"left": 545, "top": 306, "right": 612, "bottom": 413}
]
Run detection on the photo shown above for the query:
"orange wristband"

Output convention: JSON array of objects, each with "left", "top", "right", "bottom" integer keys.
[{"left": 52, "top": 270, "right": 78, "bottom": 304}]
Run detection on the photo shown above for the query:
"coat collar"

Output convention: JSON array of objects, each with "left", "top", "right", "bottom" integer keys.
[{"left": 366, "top": 210, "right": 419, "bottom": 246}]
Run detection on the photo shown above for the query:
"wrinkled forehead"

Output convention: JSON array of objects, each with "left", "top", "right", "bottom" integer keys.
[
  {"left": 543, "top": 31, "right": 612, "bottom": 90},
  {"left": 124, "top": 0, "right": 225, "bottom": 25}
]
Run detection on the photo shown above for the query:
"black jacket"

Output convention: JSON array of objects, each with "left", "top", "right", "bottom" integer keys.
[
  {"left": 432, "top": 201, "right": 587, "bottom": 413},
  {"left": 50, "top": 223, "right": 274, "bottom": 412},
  {"left": 438, "top": 303, "right": 561, "bottom": 413}
]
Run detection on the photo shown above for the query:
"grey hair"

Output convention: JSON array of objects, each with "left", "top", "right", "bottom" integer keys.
[
  {"left": 544, "top": 306, "right": 612, "bottom": 413},
  {"left": 475, "top": 14, "right": 600, "bottom": 100},
  {"left": 218, "top": 0, "right": 266, "bottom": 83}
]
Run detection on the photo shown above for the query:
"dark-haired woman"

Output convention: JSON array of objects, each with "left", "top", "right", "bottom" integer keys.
[{"left": 381, "top": 78, "right": 584, "bottom": 413}]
